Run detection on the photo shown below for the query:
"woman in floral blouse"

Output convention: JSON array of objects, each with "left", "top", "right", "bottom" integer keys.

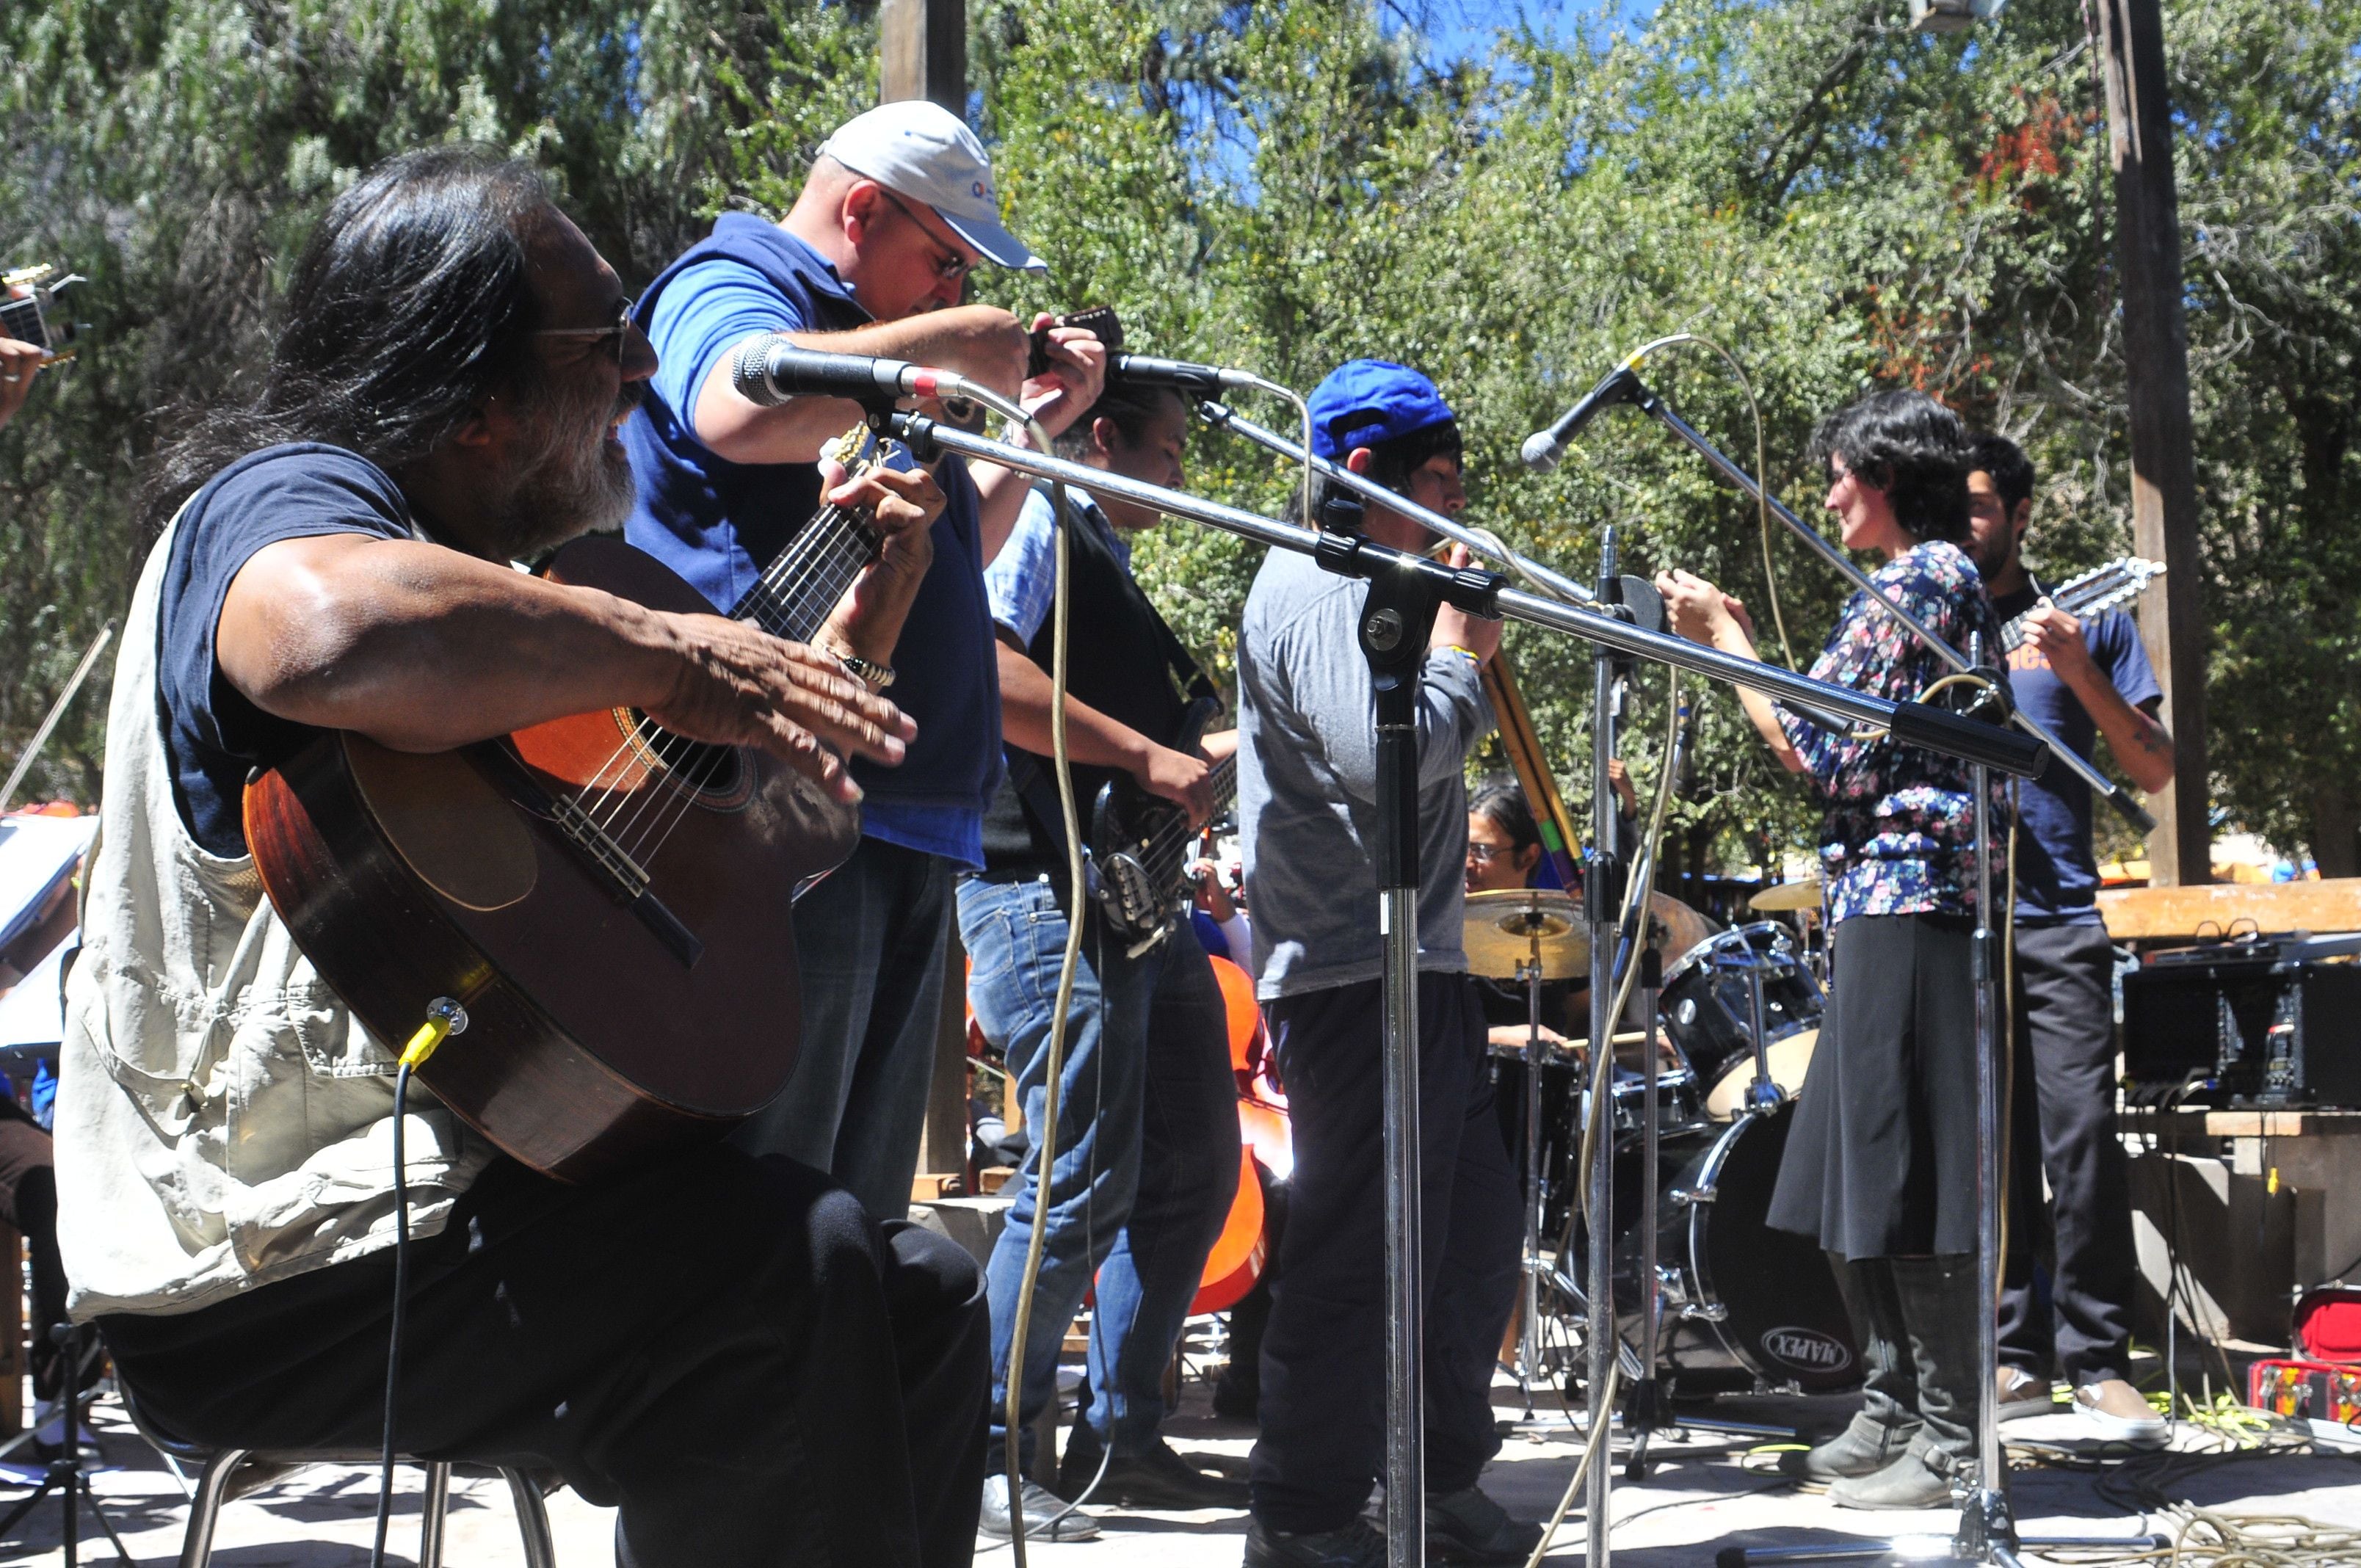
[{"left": 1656, "top": 390, "right": 2004, "bottom": 1511}]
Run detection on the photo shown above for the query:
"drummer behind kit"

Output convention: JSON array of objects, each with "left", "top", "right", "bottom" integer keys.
[{"left": 1470, "top": 887, "right": 1866, "bottom": 1398}]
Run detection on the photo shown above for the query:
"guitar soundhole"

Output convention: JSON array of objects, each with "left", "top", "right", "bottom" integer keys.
[{"left": 625, "top": 714, "right": 749, "bottom": 807}]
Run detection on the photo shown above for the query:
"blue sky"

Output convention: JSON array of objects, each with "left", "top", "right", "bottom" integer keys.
[{"left": 1419, "top": 0, "right": 1658, "bottom": 65}]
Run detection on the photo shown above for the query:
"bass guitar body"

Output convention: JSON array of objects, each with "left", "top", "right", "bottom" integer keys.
[{"left": 244, "top": 535, "right": 859, "bottom": 1183}]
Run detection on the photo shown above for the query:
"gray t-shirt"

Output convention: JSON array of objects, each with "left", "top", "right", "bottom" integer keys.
[{"left": 1237, "top": 545, "right": 1495, "bottom": 999}]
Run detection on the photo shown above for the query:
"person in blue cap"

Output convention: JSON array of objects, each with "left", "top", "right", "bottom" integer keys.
[{"left": 1234, "top": 360, "right": 1538, "bottom": 1567}]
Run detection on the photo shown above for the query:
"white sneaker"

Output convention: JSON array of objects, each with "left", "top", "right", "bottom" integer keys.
[{"left": 2072, "top": 1379, "right": 2167, "bottom": 1448}]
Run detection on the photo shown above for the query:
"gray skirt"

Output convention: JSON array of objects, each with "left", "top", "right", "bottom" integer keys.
[{"left": 1767, "top": 912, "right": 1980, "bottom": 1260}]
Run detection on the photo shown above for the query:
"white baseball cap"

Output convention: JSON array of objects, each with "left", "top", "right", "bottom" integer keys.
[{"left": 819, "top": 101, "right": 1047, "bottom": 274}]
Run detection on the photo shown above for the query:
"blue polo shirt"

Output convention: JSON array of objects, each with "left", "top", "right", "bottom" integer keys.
[
  {"left": 1995, "top": 583, "right": 2163, "bottom": 923},
  {"left": 620, "top": 216, "right": 1001, "bottom": 868}
]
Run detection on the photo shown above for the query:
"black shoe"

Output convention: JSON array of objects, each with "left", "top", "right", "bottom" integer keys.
[
  {"left": 1426, "top": 1486, "right": 1545, "bottom": 1564},
  {"left": 979, "top": 1473, "right": 1100, "bottom": 1542},
  {"left": 1060, "top": 1425, "right": 1250, "bottom": 1509},
  {"left": 1244, "top": 1517, "right": 1386, "bottom": 1567}
]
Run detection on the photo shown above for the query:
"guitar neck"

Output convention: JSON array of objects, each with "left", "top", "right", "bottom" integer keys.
[
  {"left": 731, "top": 502, "right": 881, "bottom": 644},
  {"left": 1, "top": 296, "right": 46, "bottom": 352}
]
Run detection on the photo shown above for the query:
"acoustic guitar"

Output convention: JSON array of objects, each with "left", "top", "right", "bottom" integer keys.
[{"left": 247, "top": 428, "right": 900, "bottom": 1181}]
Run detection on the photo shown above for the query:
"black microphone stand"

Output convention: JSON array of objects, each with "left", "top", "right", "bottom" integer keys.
[
  {"left": 0, "top": 1325, "right": 134, "bottom": 1567},
  {"left": 874, "top": 409, "right": 2050, "bottom": 1568}
]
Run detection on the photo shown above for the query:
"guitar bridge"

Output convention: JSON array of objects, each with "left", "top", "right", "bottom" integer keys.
[{"left": 548, "top": 794, "right": 653, "bottom": 900}]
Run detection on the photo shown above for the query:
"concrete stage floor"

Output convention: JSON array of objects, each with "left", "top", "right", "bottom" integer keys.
[{"left": 4, "top": 1365, "right": 2357, "bottom": 1567}]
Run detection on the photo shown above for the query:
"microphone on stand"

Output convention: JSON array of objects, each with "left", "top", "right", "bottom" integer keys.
[
  {"left": 1520, "top": 363, "right": 1644, "bottom": 471},
  {"left": 1108, "top": 353, "right": 1263, "bottom": 397},
  {"left": 730, "top": 338, "right": 968, "bottom": 407}
]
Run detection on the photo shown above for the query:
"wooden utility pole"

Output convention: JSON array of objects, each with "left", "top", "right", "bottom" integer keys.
[
  {"left": 882, "top": 0, "right": 974, "bottom": 1208},
  {"left": 2095, "top": 0, "right": 2210, "bottom": 885},
  {"left": 880, "top": 0, "right": 967, "bottom": 113}
]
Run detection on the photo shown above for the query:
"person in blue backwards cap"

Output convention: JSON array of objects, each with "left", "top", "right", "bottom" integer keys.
[{"left": 1234, "top": 360, "right": 1538, "bottom": 1567}]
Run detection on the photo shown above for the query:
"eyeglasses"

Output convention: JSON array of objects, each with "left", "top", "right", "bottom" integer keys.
[
  {"left": 875, "top": 188, "right": 975, "bottom": 284},
  {"left": 534, "top": 299, "right": 634, "bottom": 367},
  {"left": 1465, "top": 843, "right": 1507, "bottom": 865}
]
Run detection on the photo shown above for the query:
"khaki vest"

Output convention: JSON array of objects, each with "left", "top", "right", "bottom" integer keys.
[{"left": 58, "top": 507, "right": 495, "bottom": 1320}]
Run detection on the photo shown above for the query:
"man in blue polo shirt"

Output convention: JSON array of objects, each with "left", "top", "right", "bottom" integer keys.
[
  {"left": 1965, "top": 432, "right": 2173, "bottom": 1448},
  {"left": 623, "top": 101, "right": 1105, "bottom": 1224}
]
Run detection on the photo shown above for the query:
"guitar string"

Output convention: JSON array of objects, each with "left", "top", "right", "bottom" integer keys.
[
  {"left": 595, "top": 505, "right": 868, "bottom": 857},
  {"left": 554, "top": 484, "right": 877, "bottom": 868},
  {"left": 1128, "top": 755, "right": 1239, "bottom": 909},
  {"left": 587, "top": 501, "right": 861, "bottom": 846},
  {"left": 575, "top": 475, "right": 874, "bottom": 843},
  {"left": 609, "top": 512, "right": 873, "bottom": 864},
  {"left": 495, "top": 440, "right": 893, "bottom": 894},
  {"left": 606, "top": 498, "right": 884, "bottom": 868}
]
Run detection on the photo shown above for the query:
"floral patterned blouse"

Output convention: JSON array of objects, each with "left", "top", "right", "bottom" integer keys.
[{"left": 1777, "top": 540, "right": 2012, "bottom": 925}]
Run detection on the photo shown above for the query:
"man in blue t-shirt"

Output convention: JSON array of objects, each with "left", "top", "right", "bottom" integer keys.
[
  {"left": 622, "top": 101, "right": 1107, "bottom": 1226},
  {"left": 1967, "top": 433, "right": 2175, "bottom": 1448}
]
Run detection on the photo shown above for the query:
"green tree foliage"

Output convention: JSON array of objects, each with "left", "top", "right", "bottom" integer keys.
[{"left": 5, "top": 0, "right": 2357, "bottom": 879}]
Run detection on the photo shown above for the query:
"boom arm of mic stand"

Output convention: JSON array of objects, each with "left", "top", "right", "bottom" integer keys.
[
  {"left": 1194, "top": 399, "right": 1598, "bottom": 605},
  {"left": 1618, "top": 380, "right": 2153, "bottom": 831},
  {"left": 882, "top": 411, "right": 2048, "bottom": 779}
]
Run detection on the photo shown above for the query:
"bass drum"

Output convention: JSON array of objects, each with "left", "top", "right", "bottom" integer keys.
[{"left": 1613, "top": 1102, "right": 1861, "bottom": 1395}]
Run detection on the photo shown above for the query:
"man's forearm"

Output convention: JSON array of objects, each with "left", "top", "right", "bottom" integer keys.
[
  {"left": 222, "top": 537, "right": 690, "bottom": 752},
  {"left": 693, "top": 316, "right": 993, "bottom": 466},
  {"left": 2070, "top": 673, "right": 2176, "bottom": 793},
  {"left": 995, "top": 639, "right": 1156, "bottom": 770}
]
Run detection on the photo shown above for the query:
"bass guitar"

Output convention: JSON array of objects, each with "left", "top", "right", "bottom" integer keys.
[
  {"left": 247, "top": 427, "right": 902, "bottom": 1182},
  {"left": 1999, "top": 556, "right": 2164, "bottom": 655},
  {"left": 1089, "top": 695, "right": 1235, "bottom": 953}
]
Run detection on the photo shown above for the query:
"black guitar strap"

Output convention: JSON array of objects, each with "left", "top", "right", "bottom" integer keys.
[{"left": 1007, "top": 486, "right": 1219, "bottom": 864}]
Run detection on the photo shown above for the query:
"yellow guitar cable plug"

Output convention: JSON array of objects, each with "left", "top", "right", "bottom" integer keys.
[{"left": 399, "top": 996, "right": 469, "bottom": 1070}]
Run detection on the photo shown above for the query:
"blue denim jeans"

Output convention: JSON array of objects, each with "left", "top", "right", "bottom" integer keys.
[
  {"left": 961, "top": 877, "right": 1239, "bottom": 1468},
  {"left": 730, "top": 836, "right": 953, "bottom": 1222}
]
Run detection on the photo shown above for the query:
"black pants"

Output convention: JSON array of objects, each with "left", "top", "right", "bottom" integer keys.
[
  {"left": 1251, "top": 973, "right": 1521, "bottom": 1534},
  {"left": 0, "top": 1102, "right": 66, "bottom": 1400},
  {"left": 1998, "top": 920, "right": 2137, "bottom": 1385},
  {"left": 101, "top": 1147, "right": 988, "bottom": 1568}
]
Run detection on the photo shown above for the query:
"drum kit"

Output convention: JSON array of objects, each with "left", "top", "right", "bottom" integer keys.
[{"left": 1473, "top": 877, "right": 1863, "bottom": 1402}]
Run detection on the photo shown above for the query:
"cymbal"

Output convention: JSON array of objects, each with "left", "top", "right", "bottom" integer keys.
[
  {"left": 1463, "top": 889, "right": 1588, "bottom": 979},
  {"left": 1749, "top": 879, "right": 1826, "bottom": 913},
  {"left": 1462, "top": 889, "right": 1719, "bottom": 980}
]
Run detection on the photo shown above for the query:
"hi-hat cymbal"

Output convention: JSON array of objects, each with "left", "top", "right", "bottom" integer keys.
[
  {"left": 1463, "top": 889, "right": 1588, "bottom": 979},
  {"left": 1749, "top": 879, "right": 1826, "bottom": 913}
]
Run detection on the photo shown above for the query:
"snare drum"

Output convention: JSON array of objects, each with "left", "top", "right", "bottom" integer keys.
[{"left": 1658, "top": 923, "right": 1826, "bottom": 1119}]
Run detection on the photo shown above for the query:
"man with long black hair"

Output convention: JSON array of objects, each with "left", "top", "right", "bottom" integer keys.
[{"left": 57, "top": 146, "right": 990, "bottom": 1567}]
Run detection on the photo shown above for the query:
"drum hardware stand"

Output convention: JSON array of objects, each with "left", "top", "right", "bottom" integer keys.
[
  {"left": 875, "top": 409, "right": 2053, "bottom": 1567},
  {"left": 1518, "top": 949, "right": 1549, "bottom": 1418},
  {"left": 1580, "top": 531, "right": 1633, "bottom": 1566},
  {"left": 0, "top": 1324, "right": 134, "bottom": 1567},
  {"left": 1624, "top": 943, "right": 1669, "bottom": 1480}
]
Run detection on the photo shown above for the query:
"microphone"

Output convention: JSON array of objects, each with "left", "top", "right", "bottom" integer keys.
[
  {"left": 730, "top": 338, "right": 963, "bottom": 407},
  {"left": 1108, "top": 353, "right": 1261, "bottom": 396},
  {"left": 1520, "top": 364, "right": 1642, "bottom": 471}
]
